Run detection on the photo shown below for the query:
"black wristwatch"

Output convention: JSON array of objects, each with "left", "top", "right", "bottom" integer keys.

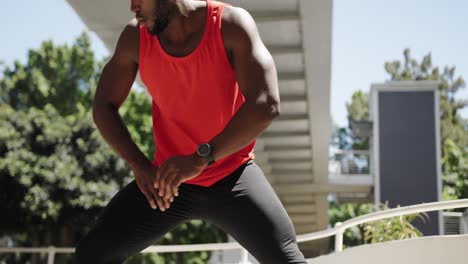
[{"left": 196, "top": 143, "right": 215, "bottom": 165}]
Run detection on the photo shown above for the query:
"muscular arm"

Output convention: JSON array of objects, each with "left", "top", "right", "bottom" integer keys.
[
  {"left": 93, "top": 20, "right": 170, "bottom": 210},
  {"left": 92, "top": 21, "right": 147, "bottom": 168},
  {"left": 206, "top": 7, "right": 280, "bottom": 163}
]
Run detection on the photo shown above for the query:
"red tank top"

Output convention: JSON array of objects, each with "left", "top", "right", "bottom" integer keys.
[{"left": 138, "top": 0, "right": 255, "bottom": 187}]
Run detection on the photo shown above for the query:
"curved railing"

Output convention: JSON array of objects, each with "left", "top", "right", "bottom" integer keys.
[
  {"left": 1, "top": 199, "right": 468, "bottom": 264},
  {"left": 296, "top": 198, "right": 468, "bottom": 252}
]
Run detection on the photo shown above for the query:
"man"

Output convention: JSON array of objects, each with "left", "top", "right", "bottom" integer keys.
[{"left": 75, "top": 0, "right": 307, "bottom": 263}]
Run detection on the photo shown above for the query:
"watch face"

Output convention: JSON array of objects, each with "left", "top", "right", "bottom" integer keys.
[{"left": 198, "top": 143, "right": 210, "bottom": 156}]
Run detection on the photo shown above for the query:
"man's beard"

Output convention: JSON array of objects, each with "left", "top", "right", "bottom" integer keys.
[
  {"left": 149, "top": 18, "right": 169, "bottom": 36},
  {"left": 149, "top": 0, "right": 169, "bottom": 36}
]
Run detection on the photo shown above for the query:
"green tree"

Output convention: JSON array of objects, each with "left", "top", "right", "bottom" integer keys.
[
  {"left": 363, "top": 203, "right": 428, "bottom": 244},
  {"left": 0, "top": 103, "right": 130, "bottom": 263},
  {"left": 385, "top": 48, "right": 468, "bottom": 147},
  {"left": 441, "top": 139, "right": 468, "bottom": 202},
  {"left": 346, "top": 91, "right": 370, "bottom": 150},
  {"left": 331, "top": 91, "right": 370, "bottom": 150},
  {"left": 335, "top": 49, "right": 467, "bottom": 199},
  {"left": 385, "top": 49, "right": 468, "bottom": 201},
  {"left": 330, "top": 124, "right": 353, "bottom": 150},
  {"left": 328, "top": 202, "right": 373, "bottom": 249},
  {"left": 329, "top": 48, "right": 468, "bottom": 252},
  {"left": 346, "top": 91, "right": 369, "bottom": 122},
  {"left": 119, "top": 89, "right": 156, "bottom": 159},
  {"left": 0, "top": 33, "right": 227, "bottom": 263},
  {"left": 0, "top": 33, "right": 96, "bottom": 116},
  {"left": 329, "top": 202, "right": 428, "bottom": 250},
  {"left": 339, "top": 49, "right": 468, "bottom": 150}
]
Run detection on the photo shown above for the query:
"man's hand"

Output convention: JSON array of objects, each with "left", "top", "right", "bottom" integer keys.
[
  {"left": 130, "top": 160, "right": 173, "bottom": 211},
  {"left": 154, "top": 153, "right": 208, "bottom": 201}
]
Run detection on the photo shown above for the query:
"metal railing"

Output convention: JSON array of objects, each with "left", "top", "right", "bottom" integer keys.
[
  {"left": 329, "top": 149, "right": 371, "bottom": 176},
  {"left": 2, "top": 199, "right": 468, "bottom": 264},
  {"left": 296, "top": 198, "right": 468, "bottom": 252}
]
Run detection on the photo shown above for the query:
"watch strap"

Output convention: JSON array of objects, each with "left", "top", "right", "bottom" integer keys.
[{"left": 198, "top": 143, "right": 215, "bottom": 165}]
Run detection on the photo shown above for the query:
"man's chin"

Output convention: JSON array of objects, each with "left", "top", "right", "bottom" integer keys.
[
  {"left": 148, "top": 27, "right": 158, "bottom": 36},
  {"left": 149, "top": 20, "right": 169, "bottom": 36}
]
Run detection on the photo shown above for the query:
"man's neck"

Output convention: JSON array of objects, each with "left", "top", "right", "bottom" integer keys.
[{"left": 161, "top": 0, "right": 207, "bottom": 44}]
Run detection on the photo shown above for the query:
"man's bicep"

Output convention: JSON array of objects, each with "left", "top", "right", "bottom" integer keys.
[
  {"left": 242, "top": 39, "right": 279, "bottom": 104},
  {"left": 94, "top": 24, "right": 139, "bottom": 109},
  {"left": 225, "top": 8, "right": 279, "bottom": 105},
  {"left": 95, "top": 57, "right": 138, "bottom": 108}
]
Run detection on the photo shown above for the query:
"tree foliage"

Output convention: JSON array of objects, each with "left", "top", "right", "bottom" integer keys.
[
  {"left": 329, "top": 201, "right": 428, "bottom": 250},
  {"left": 346, "top": 91, "right": 369, "bottom": 122},
  {"left": 0, "top": 32, "right": 226, "bottom": 263},
  {"left": 362, "top": 203, "right": 428, "bottom": 244},
  {"left": 335, "top": 48, "right": 467, "bottom": 199},
  {"left": 442, "top": 139, "right": 468, "bottom": 201},
  {"left": 330, "top": 48, "right": 468, "bottom": 251},
  {"left": 328, "top": 202, "right": 373, "bottom": 249},
  {"left": 385, "top": 49, "right": 468, "bottom": 201},
  {"left": 385, "top": 48, "right": 468, "bottom": 147},
  {"left": 0, "top": 103, "right": 128, "bottom": 229},
  {"left": 119, "top": 90, "right": 155, "bottom": 159},
  {"left": 0, "top": 33, "right": 96, "bottom": 116}
]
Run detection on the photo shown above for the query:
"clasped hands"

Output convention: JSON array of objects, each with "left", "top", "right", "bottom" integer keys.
[{"left": 132, "top": 153, "right": 208, "bottom": 211}]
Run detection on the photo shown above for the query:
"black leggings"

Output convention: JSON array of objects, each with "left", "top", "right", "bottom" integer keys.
[{"left": 75, "top": 160, "right": 307, "bottom": 263}]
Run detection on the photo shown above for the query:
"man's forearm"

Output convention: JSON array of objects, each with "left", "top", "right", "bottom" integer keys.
[
  {"left": 93, "top": 101, "right": 150, "bottom": 168},
  {"left": 207, "top": 101, "right": 279, "bottom": 163}
]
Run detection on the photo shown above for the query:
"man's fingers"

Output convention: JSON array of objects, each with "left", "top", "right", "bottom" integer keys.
[
  {"left": 164, "top": 172, "right": 178, "bottom": 200},
  {"left": 154, "top": 169, "right": 159, "bottom": 189},
  {"left": 164, "top": 197, "right": 171, "bottom": 209},
  {"left": 152, "top": 189, "right": 166, "bottom": 211},
  {"left": 142, "top": 187, "right": 157, "bottom": 209},
  {"left": 156, "top": 193, "right": 171, "bottom": 210},
  {"left": 149, "top": 187, "right": 166, "bottom": 211},
  {"left": 146, "top": 178, "right": 165, "bottom": 211},
  {"left": 156, "top": 197, "right": 167, "bottom": 211},
  {"left": 154, "top": 164, "right": 164, "bottom": 189},
  {"left": 167, "top": 175, "right": 180, "bottom": 199},
  {"left": 172, "top": 184, "right": 179, "bottom": 198},
  {"left": 158, "top": 164, "right": 170, "bottom": 197}
]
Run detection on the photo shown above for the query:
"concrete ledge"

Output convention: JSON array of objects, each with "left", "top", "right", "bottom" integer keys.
[{"left": 307, "top": 234, "right": 468, "bottom": 264}]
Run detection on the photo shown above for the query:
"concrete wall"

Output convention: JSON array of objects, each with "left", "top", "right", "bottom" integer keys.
[{"left": 308, "top": 235, "right": 468, "bottom": 264}]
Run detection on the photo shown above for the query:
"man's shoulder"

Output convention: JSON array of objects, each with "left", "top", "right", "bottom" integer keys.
[
  {"left": 114, "top": 19, "right": 140, "bottom": 64},
  {"left": 220, "top": 6, "right": 258, "bottom": 50},
  {"left": 123, "top": 19, "right": 140, "bottom": 43},
  {"left": 221, "top": 6, "right": 255, "bottom": 29}
]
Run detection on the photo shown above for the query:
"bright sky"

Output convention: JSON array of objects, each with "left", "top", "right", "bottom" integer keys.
[{"left": 1, "top": 0, "right": 467, "bottom": 127}]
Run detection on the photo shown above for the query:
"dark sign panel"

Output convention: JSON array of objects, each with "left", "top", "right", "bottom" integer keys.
[{"left": 372, "top": 83, "right": 442, "bottom": 236}]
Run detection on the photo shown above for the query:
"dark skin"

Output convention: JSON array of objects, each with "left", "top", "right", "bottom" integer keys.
[{"left": 93, "top": 0, "right": 280, "bottom": 211}]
